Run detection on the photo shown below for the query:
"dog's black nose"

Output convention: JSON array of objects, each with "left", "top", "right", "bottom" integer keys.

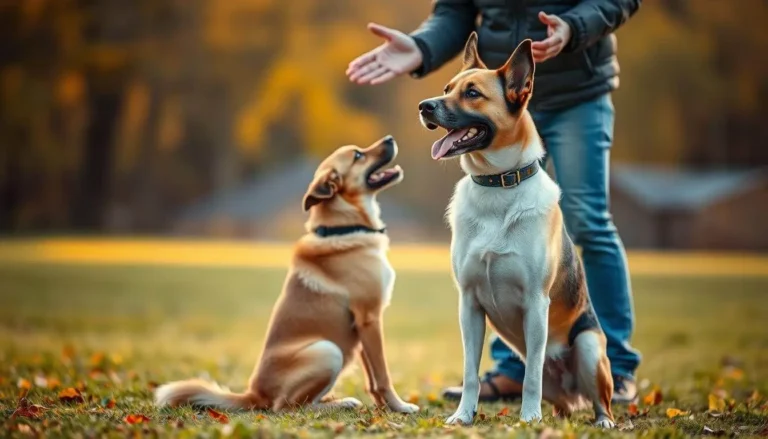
[
  {"left": 381, "top": 134, "right": 394, "bottom": 145},
  {"left": 419, "top": 100, "right": 437, "bottom": 113}
]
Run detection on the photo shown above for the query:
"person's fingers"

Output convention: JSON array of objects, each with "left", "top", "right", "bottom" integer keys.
[
  {"left": 356, "top": 65, "right": 390, "bottom": 84},
  {"left": 349, "top": 60, "right": 381, "bottom": 82},
  {"left": 532, "top": 42, "right": 563, "bottom": 62},
  {"left": 538, "top": 11, "right": 557, "bottom": 26},
  {"left": 348, "top": 51, "right": 377, "bottom": 72},
  {"left": 370, "top": 71, "right": 397, "bottom": 85},
  {"left": 531, "top": 35, "right": 563, "bottom": 51},
  {"left": 368, "top": 23, "right": 398, "bottom": 41}
]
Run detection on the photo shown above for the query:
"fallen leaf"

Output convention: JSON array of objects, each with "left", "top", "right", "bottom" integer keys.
[
  {"left": 497, "top": 407, "right": 510, "bottom": 417},
  {"left": 617, "top": 419, "right": 634, "bottom": 432},
  {"left": 46, "top": 378, "right": 61, "bottom": 390},
  {"left": 628, "top": 403, "right": 639, "bottom": 416},
  {"left": 477, "top": 411, "right": 487, "bottom": 421},
  {"left": 90, "top": 352, "right": 105, "bottom": 367},
  {"left": 11, "top": 398, "right": 47, "bottom": 419},
  {"left": 33, "top": 375, "right": 48, "bottom": 388},
  {"left": 58, "top": 387, "right": 84, "bottom": 404},
  {"left": 208, "top": 408, "right": 229, "bottom": 424},
  {"left": 254, "top": 414, "right": 267, "bottom": 421},
  {"left": 723, "top": 366, "right": 744, "bottom": 381},
  {"left": 727, "top": 398, "right": 736, "bottom": 411},
  {"left": 125, "top": 414, "right": 151, "bottom": 424},
  {"left": 703, "top": 426, "right": 726, "bottom": 436},
  {"left": 709, "top": 393, "right": 726, "bottom": 412},
  {"left": 643, "top": 387, "right": 663, "bottom": 406},
  {"left": 101, "top": 398, "right": 116, "bottom": 409},
  {"left": 147, "top": 381, "right": 159, "bottom": 390},
  {"left": 407, "top": 392, "right": 420, "bottom": 404},
  {"left": 61, "top": 344, "right": 75, "bottom": 361},
  {"left": 17, "top": 378, "right": 31, "bottom": 390},
  {"left": 426, "top": 392, "right": 438, "bottom": 402},
  {"left": 757, "top": 427, "right": 768, "bottom": 436},
  {"left": 666, "top": 408, "right": 690, "bottom": 418}
]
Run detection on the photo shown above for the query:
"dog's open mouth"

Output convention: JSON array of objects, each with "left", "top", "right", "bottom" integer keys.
[
  {"left": 366, "top": 164, "right": 402, "bottom": 189},
  {"left": 431, "top": 125, "right": 489, "bottom": 160}
]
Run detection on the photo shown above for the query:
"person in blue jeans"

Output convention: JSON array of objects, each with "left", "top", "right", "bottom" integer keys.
[{"left": 347, "top": 0, "right": 642, "bottom": 403}]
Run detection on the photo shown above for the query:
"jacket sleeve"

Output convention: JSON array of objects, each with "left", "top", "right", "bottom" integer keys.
[
  {"left": 559, "top": 0, "right": 641, "bottom": 53},
  {"left": 409, "top": 0, "right": 478, "bottom": 78}
]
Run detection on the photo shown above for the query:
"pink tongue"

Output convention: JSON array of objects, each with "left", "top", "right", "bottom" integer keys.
[{"left": 431, "top": 128, "right": 470, "bottom": 160}]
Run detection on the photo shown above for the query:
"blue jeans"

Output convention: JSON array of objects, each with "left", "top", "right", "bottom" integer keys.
[{"left": 490, "top": 93, "right": 641, "bottom": 383}]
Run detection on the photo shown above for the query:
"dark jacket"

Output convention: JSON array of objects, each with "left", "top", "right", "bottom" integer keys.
[{"left": 410, "top": 0, "right": 641, "bottom": 111}]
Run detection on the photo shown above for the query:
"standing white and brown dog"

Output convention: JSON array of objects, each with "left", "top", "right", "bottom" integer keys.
[{"left": 419, "top": 33, "right": 614, "bottom": 427}]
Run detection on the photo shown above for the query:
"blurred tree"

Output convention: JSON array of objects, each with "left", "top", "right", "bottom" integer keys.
[{"left": 0, "top": 0, "right": 766, "bottom": 234}]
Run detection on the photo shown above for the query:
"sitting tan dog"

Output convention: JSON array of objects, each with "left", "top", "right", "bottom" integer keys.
[{"left": 155, "top": 136, "right": 418, "bottom": 414}]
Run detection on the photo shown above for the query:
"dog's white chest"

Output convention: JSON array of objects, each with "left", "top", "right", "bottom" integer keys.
[{"left": 379, "top": 250, "right": 395, "bottom": 306}]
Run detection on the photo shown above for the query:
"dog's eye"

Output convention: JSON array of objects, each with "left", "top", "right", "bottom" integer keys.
[
  {"left": 353, "top": 150, "right": 364, "bottom": 162},
  {"left": 465, "top": 89, "right": 481, "bottom": 99}
]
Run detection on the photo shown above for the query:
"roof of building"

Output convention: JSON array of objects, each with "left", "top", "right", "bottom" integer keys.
[{"left": 611, "top": 164, "right": 767, "bottom": 210}]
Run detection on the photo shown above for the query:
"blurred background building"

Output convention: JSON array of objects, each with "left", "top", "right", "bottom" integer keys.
[{"left": 1, "top": 0, "right": 766, "bottom": 248}]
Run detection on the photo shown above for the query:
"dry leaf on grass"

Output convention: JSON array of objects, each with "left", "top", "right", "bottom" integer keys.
[
  {"left": 666, "top": 408, "right": 690, "bottom": 418},
  {"left": 101, "top": 398, "right": 116, "bottom": 408},
  {"left": 58, "top": 387, "right": 84, "bottom": 404},
  {"left": 703, "top": 426, "right": 726, "bottom": 436},
  {"left": 497, "top": 407, "right": 510, "bottom": 417},
  {"left": 124, "top": 414, "right": 151, "bottom": 424},
  {"left": 617, "top": 419, "right": 634, "bottom": 432},
  {"left": 628, "top": 402, "right": 649, "bottom": 418},
  {"left": 407, "top": 392, "right": 420, "bottom": 404},
  {"left": 643, "top": 386, "right": 663, "bottom": 406},
  {"left": 11, "top": 398, "right": 47, "bottom": 419},
  {"left": 207, "top": 408, "right": 229, "bottom": 424},
  {"left": 46, "top": 378, "right": 61, "bottom": 390},
  {"left": 709, "top": 393, "right": 726, "bottom": 413},
  {"left": 722, "top": 366, "right": 744, "bottom": 381},
  {"left": 17, "top": 379, "right": 31, "bottom": 390}
]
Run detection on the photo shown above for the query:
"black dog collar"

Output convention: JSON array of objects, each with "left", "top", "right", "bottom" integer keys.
[
  {"left": 470, "top": 161, "right": 540, "bottom": 188},
  {"left": 313, "top": 225, "right": 386, "bottom": 237}
]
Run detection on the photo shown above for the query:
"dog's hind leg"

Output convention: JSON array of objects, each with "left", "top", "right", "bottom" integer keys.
[
  {"left": 573, "top": 330, "right": 614, "bottom": 428},
  {"left": 271, "top": 340, "right": 361, "bottom": 411}
]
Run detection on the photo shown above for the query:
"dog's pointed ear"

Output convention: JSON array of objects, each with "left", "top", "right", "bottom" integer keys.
[
  {"left": 498, "top": 39, "right": 535, "bottom": 111},
  {"left": 461, "top": 32, "right": 486, "bottom": 71},
  {"left": 303, "top": 169, "right": 339, "bottom": 212}
]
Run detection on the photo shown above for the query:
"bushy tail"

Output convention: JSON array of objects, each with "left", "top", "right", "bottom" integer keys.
[{"left": 154, "top": 379, "right": 265, "bottom": 410}]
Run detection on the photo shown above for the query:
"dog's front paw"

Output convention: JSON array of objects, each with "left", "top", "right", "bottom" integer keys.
[
  {"left": 520, "top": 405, "right": 543, "bottom": 423},
  {"left": 595, "top": 416, "right": 615, "bottom": 429},
  {"left": 389, "top": 402, "right": 419, "bottom": 414},
  {"left": 445, "top": 409, "right": 474, "bottom": 426},
  {"left": 337, "top": 397, "right": 364, "bottom": 409}
]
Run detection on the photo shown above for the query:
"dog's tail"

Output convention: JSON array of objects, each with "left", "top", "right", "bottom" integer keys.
[{"left": 154, "top": 379, "right": 265, "bottom": 410}]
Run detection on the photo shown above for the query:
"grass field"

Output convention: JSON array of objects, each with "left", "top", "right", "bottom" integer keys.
[{"left": 1, "top": 243, "right": 768, "bottom": 438}]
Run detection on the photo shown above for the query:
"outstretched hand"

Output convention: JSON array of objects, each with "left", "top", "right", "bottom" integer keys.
[
  {"left": 346, "top": 23, "right": 423, "bottom": 85},
  {"left": 531, "top": 12, "right": 572, "bottom": 63}
]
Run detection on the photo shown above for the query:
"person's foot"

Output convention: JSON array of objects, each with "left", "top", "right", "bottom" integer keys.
[
  {"left": 442, "top": 372, "right": 522, "bottom": 402},
  {"left": 611, "top": 376, "right": 638, "bottom": 404}
]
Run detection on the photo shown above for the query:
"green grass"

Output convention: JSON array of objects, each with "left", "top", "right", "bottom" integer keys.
[{"left": 1, "top": 263, "right": 767, "bottom": 437}]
